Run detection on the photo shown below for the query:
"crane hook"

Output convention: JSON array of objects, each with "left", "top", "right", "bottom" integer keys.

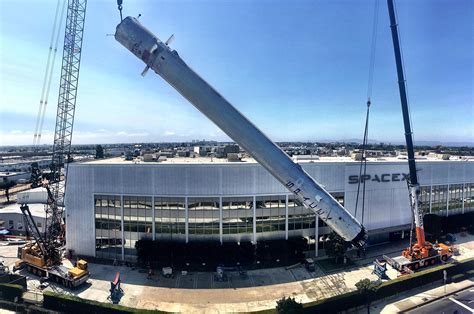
[{"left": 117, "top": 0, "right": 123, "bottom": 22}]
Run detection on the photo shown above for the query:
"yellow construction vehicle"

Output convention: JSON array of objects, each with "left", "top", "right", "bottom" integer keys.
[{"left": 14, "top": 242, "right": 89, "bottom": 288}]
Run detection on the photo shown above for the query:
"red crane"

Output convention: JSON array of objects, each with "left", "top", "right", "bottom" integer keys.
[{"left": 386, "top": 0, "right": 451, "bottom": 272}]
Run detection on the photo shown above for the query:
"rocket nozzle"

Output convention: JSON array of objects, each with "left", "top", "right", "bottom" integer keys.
[{"left": 351, "top": 227, "right": 367, "bottom": 248}]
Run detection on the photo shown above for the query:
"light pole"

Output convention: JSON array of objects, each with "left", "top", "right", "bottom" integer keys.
[{"left": 443, "top": 269, "right": 447, "bottom": 295}]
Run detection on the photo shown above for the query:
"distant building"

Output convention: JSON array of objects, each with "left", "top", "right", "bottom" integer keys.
[
  {"left": 64, "top": 156, "right": 474, "bottom": 261},
  {"left": 223, "top": 145, "right": 239, "bottom": 156},
  {"left": 0, "top": 158, "right": 51, "bottom": 173},
  {"left": 158, "top": 151, "right": 176, "bottom": 158},
  {"left": 0, "top": 172, "right": 30, "bottom": 184},
  {"left": 193, "top": 146, "right": 211, "bottom": 157},
  {"left": 177, "top": 150, "right": 191, "bottom": 158},
  {"left": 0, "top": 203, "right": 46, "bottom": 235},
  {"left": 142, "top": 154, "right": 155, "bottom": 162},
  {"left": 226, "top": 153, "right": 241, "bottom": 162}
]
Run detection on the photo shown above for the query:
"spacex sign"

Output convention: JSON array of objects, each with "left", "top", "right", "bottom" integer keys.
[{"left": 348, "top": 173, "right": 409, "bottom": 184}]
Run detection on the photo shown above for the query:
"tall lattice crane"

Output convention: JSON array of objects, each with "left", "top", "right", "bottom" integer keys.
[
  {"left": 48, "top": 0, "right": 87, "bottom": 240},
  {"left": 16, "top": 0, "right": 90, "bottom": 288}
]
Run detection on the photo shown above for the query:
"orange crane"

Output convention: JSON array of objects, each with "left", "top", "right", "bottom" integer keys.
[{"left": 384, "top": 0, "right": 451, "bottom": 272}]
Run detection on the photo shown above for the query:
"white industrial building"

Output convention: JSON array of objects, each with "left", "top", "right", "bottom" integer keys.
[
  {"left": 0, "top": 172, "right": 30, "bottom": 184},
  {"left": 0, "top": 157, "right": 52, "bottom": 184},
  {"left": 0, "top": 158, "right": 51, "bottom": 173},
  {"left": 0, "top": 203, "right": 46, "bottom": 235},
  {"left": 64, "top": 157, "right": 474, "bottom": 261}
]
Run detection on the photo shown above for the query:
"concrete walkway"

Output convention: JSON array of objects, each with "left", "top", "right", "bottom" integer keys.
[
  {"left": 73, "top": 263, "right": 379, "bottom": 312},
  {"left": 2, "top": 232, "right": 472, "bottom": 313},
  {"left": 75, "top": 233, "right": 472, "bottom": 312}
]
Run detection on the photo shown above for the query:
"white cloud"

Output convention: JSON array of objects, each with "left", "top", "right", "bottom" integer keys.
[
  {"left": 127, "top": 132, "right": 150, "bottom": 137},
  {"left": 0, "top": 129, "right": 153, "bottom": 146}
]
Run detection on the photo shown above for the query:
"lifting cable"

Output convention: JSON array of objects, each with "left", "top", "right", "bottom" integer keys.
[
  {"left": 354, "top": 0, "right": 379, "bottom": 224},
  {"left": 33, "top": 0, "right": 66, "bottom": 146},
  {"left": 38, "top": 0, "right": 66, "bottom": 147},
  {"left": 117, "top": 0, "right": 124, "bottom": 22}
]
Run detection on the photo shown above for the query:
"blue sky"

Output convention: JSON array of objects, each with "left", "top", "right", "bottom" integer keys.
[{"left": 0, "top": 0, "right": 472, "bottom": 146}]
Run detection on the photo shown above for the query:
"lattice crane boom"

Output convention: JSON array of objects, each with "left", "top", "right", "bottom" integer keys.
[
  {"left": 48, "top": 0, "right": 87, "bottom": 249},
  {"left": 17, "top": 0, "right": 87, "bottom": 270}
]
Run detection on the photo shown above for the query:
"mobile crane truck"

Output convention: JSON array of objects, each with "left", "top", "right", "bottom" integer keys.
[{"left": 383, "top": 0, "right": 452, "bottom": 272}]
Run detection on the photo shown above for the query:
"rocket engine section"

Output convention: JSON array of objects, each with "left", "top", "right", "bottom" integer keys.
[{"left": 115, "top": 17, "right": 367, "bottom": 247}]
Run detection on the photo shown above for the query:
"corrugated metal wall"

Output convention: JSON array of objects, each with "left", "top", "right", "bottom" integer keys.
[{"left": 65, "top": 160, "right": 473, "bottom": 256}]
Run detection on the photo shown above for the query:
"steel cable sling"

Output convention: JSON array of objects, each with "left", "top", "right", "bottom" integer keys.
[{"left": 354, "top": 0, "right": 380, "bottom": 226}]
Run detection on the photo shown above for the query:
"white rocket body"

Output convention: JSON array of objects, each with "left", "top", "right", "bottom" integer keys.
[{"left": 115, "top": 17, "right": 366, "bottom": 246}]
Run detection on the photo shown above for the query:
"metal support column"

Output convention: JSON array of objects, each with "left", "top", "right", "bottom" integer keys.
[
  {"left": 462, "top": 183, "right": 465, "bottom": 214},
  {"left": 185, "top": 196, "right": 189, "bottom": 243},
  {"left": 446, "top": 184, "right": 450, "bottom": 217},
  {"left": 152, "top": 196, "right": 155, "bottom": 240},
  {"left": 253, "top": 196, "right": 257, "bottom": 243},
  {"left": 285, "top": 194, "right": 289, "bottom": 240},
  {"left": 219, "top": 196, "right": 223, "bottom": 244},
  {"left": 315, "top": 215, "right": 319, "bottom": 257},
  {"left": 120, "top": 195, "right": 124, "bottom": 261},
  {"left": 429, "top": 186, "right": 433, "bottom": 214}
]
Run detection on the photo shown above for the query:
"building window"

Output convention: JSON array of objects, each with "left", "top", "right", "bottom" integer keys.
[
  {"left": 318, "top": 217, "right": 328, "bottom": 227},
  {"left": 124, "top": 196, "right": 152, "bottom": 260},
  {"left": 287, "top": 196, "right": 314, "bottom": 231},
  {"left": 222, "top": 197, "right": 253, "bottom": 234},
  {"left": 255, "top": 195, "right": 286, "bottom": 233},
  {"left": 95, "top": 195, "right": 122, "bottom": 260},
  {"left": 188, "top": 197, "right": 219, "bottom": 237},
  {"left": 430, "top": 185, "right": 448, "bottom": 213},
  {"left": 448, "top": 184, "right": 463, "bottom": 211},
  {"left": 420, "top": 186, "right": 431, "bottom": 213},
  {"left": 287, "top": 192, "right": 342, "bottom": 233},
  {"left": 464, "top": 183, "right": 474, "bottom": 209},
  {"left": 332, "top": 192, "right": 344, "bottom": 207},
  {"left": 154, "top": 197, "right": 185, "bottom": 240}
]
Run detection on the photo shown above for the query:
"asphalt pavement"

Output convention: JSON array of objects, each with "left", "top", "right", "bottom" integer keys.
[{"left": 407, "top": 288, "right": 474, "bottom": 314}]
